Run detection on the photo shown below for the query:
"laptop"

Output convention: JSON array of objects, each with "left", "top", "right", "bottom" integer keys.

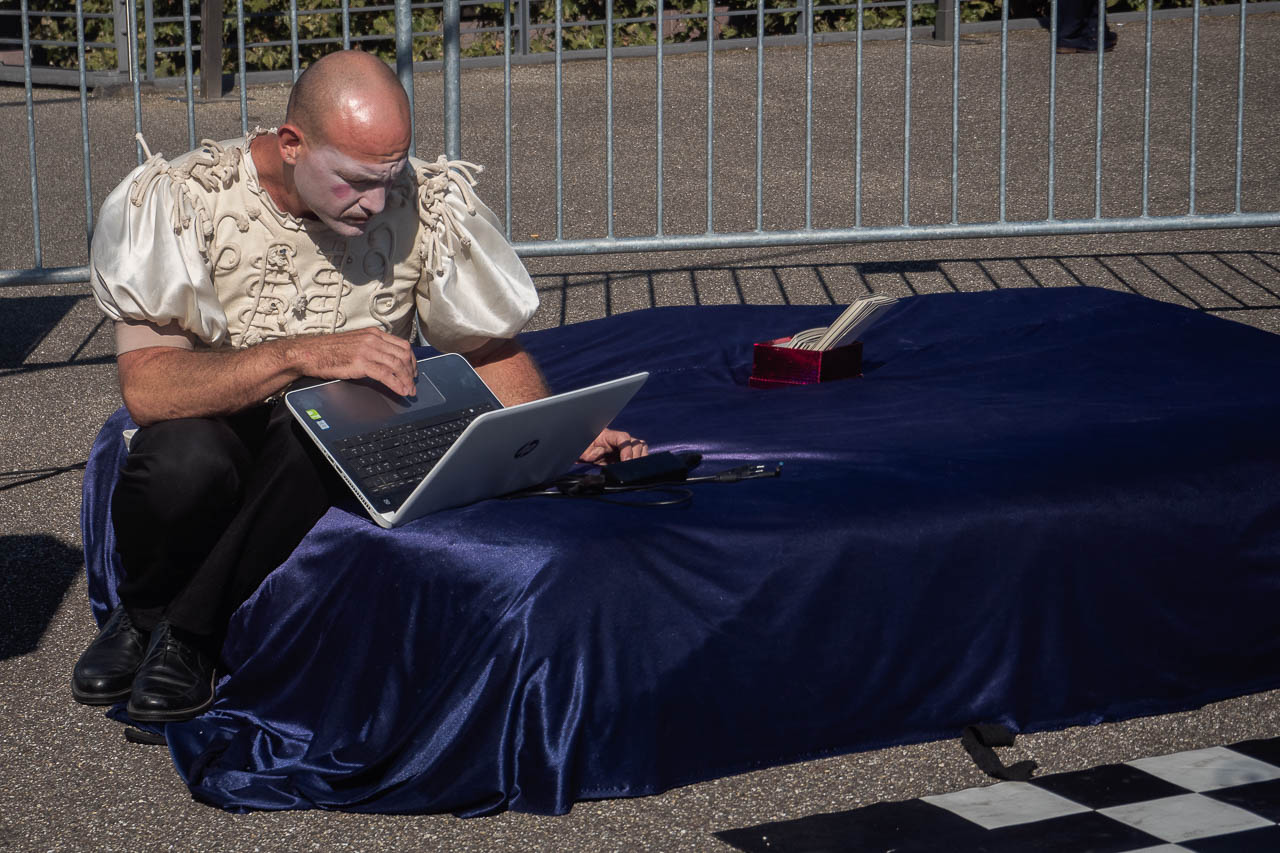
[{"left": 286, "top": 353, "right": 648, "bottom": 528}]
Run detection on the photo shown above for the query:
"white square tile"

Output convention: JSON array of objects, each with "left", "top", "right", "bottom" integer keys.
[
  {"left": 1099, "top": 792, "right": 1274, "bottom": 843},
  {"left": 922, "top": 781, "right": 1090, "bottom": 829},
  {"left": 1125, "top": 847, "right": 1195, "bottom": 853},
  {"left": 1127, "top": 745, "right": 1280, "bottom": 792}
]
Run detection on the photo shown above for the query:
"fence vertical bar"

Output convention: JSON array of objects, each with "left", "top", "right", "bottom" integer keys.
[
  {"left": 1048, "top": 0, "right": 1057, "bottom": 219},
  {"left": 1234, "top": 0, "right": 1246, "bottom": 213},
  {"left": 1093, "top": 0, "right": 1103, "bottom": 218},
  {"left": 1141, "top": 0, "right": 1152, "bottom": 216},
  {"left": 755, "top": 0, "right": 764, "bottom": 232},
  {"left": 656, "top": 0, "right": 664, "bottom": 235},
  {"left": 128, "top": 0, "right": 145, "bottom": 164},
  {"left": 200, "top": 0, "right": 223, "bottom": 98},
  {"left": 998, "top": 0, "right": 1007, "bottom": 222},
  {"left": 1188, "top": 0, "right": 1199, "bottom": 214},
  {"left": 903, "top": 0, "right": 912, "bottom": 226},
  {"left": 289, "top": 0, "right": 300, "bottom": 80},
  {"left": 705, "top": 0, "right": 714, "bottom": 233},
  {"left": 20, "top": 0, "right": 42, "bottom": 268},
  {"left": 444, "top": 0, "right": 461, "bottom": 160},
  {"left": 555, "top": 0, "right": 563, "bottom": 239},
  {"left": 950, "top": 0, "right": 958, "bottom": 224},
  {"left": 341, "top": 0, "right": 351, "bottom": 49},
  {"left": 504, "top": 0, "right": 512, "bottom": 236},
  {"left": 237, "top": 0, "right": 248, "bottom": 135},
  {"left": 395, "top": 0, "right": 418, "bottom": 158},
  {"left": 76, "top": 0, "right": 95, "bottom": 249},
  {"left": 606, "top": 0, "right": 614, "bottom": 239},
  {"left": 854, "top": 0, "right": 863, "bottom": 227},
  {"left": 144, "top": 0, "right": 155, "bottom": 82},
  {"left": 182, "top": 0, "right": 196, "bottom": 148},
  {"left": 804, "top": 0, "right": 813, "bottom": 230}
]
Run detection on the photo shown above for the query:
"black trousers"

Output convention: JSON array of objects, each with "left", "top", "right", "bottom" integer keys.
[
  {"left": 1057, "top": 0, "right": 1104, "bottom": 37},
  {"left": 111, "top": 402, "right": 346, "bottom": 649}
]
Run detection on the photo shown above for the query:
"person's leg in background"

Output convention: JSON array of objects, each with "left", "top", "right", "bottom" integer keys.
[{"left": 1056, "top": 0, "right": 1117, "bottom": 53}]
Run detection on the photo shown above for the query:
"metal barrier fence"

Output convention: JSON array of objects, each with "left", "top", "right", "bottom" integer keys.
[{"left": 2, "top": 0, "right": 1279, "bottom": 286}]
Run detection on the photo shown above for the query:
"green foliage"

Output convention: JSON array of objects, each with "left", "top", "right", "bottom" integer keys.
[{"left": 23, "top": 0, "right": 1263, "bottom": 75}]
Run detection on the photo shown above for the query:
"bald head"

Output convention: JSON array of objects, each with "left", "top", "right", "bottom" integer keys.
[
  {"left": 285, "top": 50, "right": 411, "bottom": 151},
  {"left": 271, "top": 51, "right": 413, "bottom": 236}
]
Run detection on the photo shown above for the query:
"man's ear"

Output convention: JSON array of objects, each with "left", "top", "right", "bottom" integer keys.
[{"left": 277, "top": 123, "right": 304, "bottom": 166}]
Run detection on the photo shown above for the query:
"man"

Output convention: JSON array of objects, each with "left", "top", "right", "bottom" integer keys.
[{"left": 71, "top": 50, "right": 646, "bottom": 724}]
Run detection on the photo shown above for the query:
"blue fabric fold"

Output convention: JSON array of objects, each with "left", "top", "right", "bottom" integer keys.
[{"left": 81, "top": 288, "right": 1280, "bottom": 815}]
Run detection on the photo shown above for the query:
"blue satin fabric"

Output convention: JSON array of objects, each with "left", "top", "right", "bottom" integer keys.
[{"left": 82, "top": 288, "right": 1280, "bottom": 815}]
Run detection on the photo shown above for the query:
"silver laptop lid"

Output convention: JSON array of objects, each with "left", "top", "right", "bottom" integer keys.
[{"left": 387, "top": 371, "right": 648, "bottom": 527}]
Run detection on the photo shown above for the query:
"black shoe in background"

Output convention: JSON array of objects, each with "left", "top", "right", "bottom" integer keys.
[
  {"left": 71, "top": 605, "right": 150, "bottom": 705},
  {"left": 1057, "top": 24, "right": 1117, "bottom": 53},
  {"left": 126, "top": 621, "right": 217, "bottom": 723}
]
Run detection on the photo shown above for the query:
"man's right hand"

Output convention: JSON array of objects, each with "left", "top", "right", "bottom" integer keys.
[
  {"left": 286, "top": 327, "right": 417, "bottom": 397},
  {"left": 117, "top": 326, "right": 418, "bottom": 426}
]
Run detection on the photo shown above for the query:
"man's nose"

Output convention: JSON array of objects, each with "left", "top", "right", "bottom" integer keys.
[{"left": 360, "top": 185, "right": 388, "bottom": 216}]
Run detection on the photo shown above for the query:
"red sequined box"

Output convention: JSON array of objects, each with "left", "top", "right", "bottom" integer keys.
[{"left": 748, "top": 338, "right": 863, "bottom": 388}]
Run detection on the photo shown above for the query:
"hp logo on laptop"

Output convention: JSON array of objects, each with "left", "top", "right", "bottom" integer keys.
[{"left": 515, "top": 439, "right": 540, "bottom": 459}]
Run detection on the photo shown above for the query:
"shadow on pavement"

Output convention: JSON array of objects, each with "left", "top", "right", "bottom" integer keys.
[
  {"left": 532, "top": 250, "right": 1280, "bottom": 324},
  {"left": 0, "top": 292, "right": 112, "bottom": 375},
  {"left": 0, "top": 533, "right": 85, "bottom": 660}
]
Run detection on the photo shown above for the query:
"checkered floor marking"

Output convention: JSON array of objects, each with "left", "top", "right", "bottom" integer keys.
[
  {"left": 923, "top": 780, "right": 1091, "bottom": 829},
  {"left": 715, "top": 737, "right": 1280, "bottom": 853},
  {"left": 1127, "top": 746, "right": 1280, "bottom": 792},
  {"left": 1100, "top": 792, "right": 1274, "bottom": 843}
]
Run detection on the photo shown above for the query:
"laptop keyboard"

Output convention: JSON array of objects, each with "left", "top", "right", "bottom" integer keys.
[{"left": 333, "top": 403, "right": 497, "bottom": 498}]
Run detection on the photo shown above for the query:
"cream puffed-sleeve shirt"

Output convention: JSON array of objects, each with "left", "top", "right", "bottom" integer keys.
[{"left": 90, "top": 131, "right": 539, "bottom": 356}]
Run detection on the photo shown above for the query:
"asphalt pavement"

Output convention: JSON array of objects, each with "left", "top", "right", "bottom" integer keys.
[{"left": 2, "top": 12, "right": 1279, "bottom": 851}]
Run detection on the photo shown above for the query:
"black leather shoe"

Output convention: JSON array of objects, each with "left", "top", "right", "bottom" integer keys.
[
  {"left": 1057, "top": 24, "right": 1117, "bottom": 53},
  {"left": 71, "top": 605, "right": 150, "bottom": 705},
  {"left": 126, "top": 622, "right": 217, "bottom": 723}
]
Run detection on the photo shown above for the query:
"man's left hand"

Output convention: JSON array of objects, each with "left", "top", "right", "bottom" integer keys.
[{"left": 580, "top": 428, "right": 648, "bottom": 464}]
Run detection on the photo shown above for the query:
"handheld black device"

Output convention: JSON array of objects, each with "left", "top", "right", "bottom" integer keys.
[{"left": 601, "top": 451, "right": 702, "bottom": 486}]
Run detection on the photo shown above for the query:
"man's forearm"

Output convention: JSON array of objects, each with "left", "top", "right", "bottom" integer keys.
[
  {"left": 117, "top": 339, "right": 307, "bottom": 426},
  {"left": 117, "top": 327, "right": 419, "bottom": 426},
  {"left": 466, "top": 339, "right": 550, "bottom": 406}
]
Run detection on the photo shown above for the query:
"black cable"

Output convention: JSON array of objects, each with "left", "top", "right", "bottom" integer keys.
[{"left": 580, "top": 487, "right": 694, "bottom": 508}]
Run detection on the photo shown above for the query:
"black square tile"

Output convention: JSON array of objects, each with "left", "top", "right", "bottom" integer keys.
[
  {"left": 1030, "top": 762, "right": 1189, "bottom": 810},
  {"left": 1182, "top": 825, "right": 1280, "bottom": 853},
  {"left": 715, "top": 798, "right": 989, "bottom": 853},
  {"left": 1205, "top": 777, "right": 1280, "bottom": 823},
  {"left": 1228, "top": 736, "right": 1280, "bottom": 768}
]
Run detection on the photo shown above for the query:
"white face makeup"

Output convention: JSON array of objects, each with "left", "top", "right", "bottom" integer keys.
[{"left": 291, "top": 141, "right": 408, "bottom": 237}]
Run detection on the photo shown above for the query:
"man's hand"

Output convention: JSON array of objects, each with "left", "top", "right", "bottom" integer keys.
[
  {"left": 579, "top": 427, "right": 648, "bottom": 465},
  {"left": 288, "top": 327, "right": 417, "bottom": 397}
]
